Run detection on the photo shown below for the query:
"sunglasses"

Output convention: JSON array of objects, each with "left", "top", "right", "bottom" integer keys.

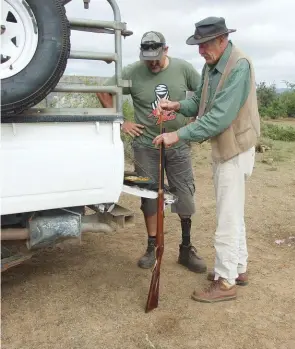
[{"left": 140, "top": 43, "right": 164, "bottom": 51}]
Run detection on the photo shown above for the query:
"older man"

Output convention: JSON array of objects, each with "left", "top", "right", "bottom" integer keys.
[
  {"left": 154, "top": 17, "right": 260, "bottom": 303},
  {"left": 97, "top": 31, "right": 207, "bottom": 274}
]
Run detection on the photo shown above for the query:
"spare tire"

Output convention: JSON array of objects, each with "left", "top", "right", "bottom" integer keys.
[{"left": 1, "top": 0, "right": 70, "bottom": 116}]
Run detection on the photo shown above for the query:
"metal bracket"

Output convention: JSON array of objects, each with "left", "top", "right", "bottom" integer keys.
[
  {"left": 69, "top": 26, "right": 133, "bottom": 37},
  {"left": 12, "top": 123, "right": 16, "bottom": 135},
  {"left": 83, "top": 0, "right": 90, "bottom": 9},
  {"left": 19, "top": 0, "right": 132, "bottom": 122},
  {"left": 70, "top": 50, "right": 118, "bottom": 63},
  {"left": 69, "top": 18, "right": 127, "bottom": 31}
]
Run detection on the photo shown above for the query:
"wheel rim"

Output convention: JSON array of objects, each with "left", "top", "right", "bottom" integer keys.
[{"left": 1, "top": 0, "right": 38, "bottom": 79}]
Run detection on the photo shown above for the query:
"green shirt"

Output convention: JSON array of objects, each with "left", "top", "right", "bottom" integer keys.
[
  {"left": 104, "top": 57, "right": 201, "bottom": 148},
  {"left": 177, "top": 42, "right": 251, "bottom": 142}
]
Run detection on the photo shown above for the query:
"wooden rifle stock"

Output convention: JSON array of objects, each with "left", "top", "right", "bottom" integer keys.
[{"left": 145, "top": 126, "right": 165, "bottom": 313}]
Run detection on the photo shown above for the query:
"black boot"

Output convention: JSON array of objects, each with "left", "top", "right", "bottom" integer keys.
[
  {"left": 178, "top": 218, "right": 207, "bottom": 273},
  {"left": 178, "top": 244, "right": 207, "bottom": 273},
  {"left": 137, "top": 236, "right": 156, "bottom": 269}
]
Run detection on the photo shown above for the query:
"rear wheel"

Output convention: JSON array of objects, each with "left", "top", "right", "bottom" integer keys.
[{"left": 1, "top": 0, "right": 70, "bottom": 116}]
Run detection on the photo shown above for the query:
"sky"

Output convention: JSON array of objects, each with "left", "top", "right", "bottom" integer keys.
[{"left": 64, "top": 0, "right": 295, "bottom": 88}]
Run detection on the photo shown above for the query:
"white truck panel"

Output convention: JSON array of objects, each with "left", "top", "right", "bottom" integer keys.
[{"left": 1, "top": 121, "right": 124, "bottom": 215}]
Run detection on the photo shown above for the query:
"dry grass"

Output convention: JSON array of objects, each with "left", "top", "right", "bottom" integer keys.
[
  {"left": 265, "top": 117, "right": 295, "bottom": 127},
  {"left": 2, "top": 136, "right": 295, "bottom": 349}
]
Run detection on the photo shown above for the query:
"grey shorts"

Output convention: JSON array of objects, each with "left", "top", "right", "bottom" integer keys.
[{"left": 132, "top": 142, "right": 196, "bottom": 217}]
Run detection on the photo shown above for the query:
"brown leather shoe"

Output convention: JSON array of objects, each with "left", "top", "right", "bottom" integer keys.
[
  {"left": 191, "top": 278, "right": 237, "bottom": 303},
  {"left": 207, "top": 271, "right": 248, "bottom": 286}
]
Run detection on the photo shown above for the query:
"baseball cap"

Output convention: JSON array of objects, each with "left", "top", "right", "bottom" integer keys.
[{"left": 139, "top": 31, "right": 166, "bottom": 61}]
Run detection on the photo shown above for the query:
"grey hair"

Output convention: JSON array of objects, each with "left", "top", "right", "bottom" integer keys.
[{"left": 219, "top": 33, "right": 229, "bottom": 41}]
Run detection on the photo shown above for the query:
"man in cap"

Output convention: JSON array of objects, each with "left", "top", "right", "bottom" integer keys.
[
  {"left": 153, "top": 17, "right": 260, "bottom": 302},
  {"left": 97, "top": 31, "right": 207, "bottom": 274}
]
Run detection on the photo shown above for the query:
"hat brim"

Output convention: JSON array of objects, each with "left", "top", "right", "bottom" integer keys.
[
  {"left": 186, "top": 29, "right": 236, "bottom": 45},
  {"left": 139, "top": 48, "right": 164, "bottom": 61}
]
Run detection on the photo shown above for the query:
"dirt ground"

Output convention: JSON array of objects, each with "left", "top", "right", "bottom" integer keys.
[{"left": 2, "top": 136, "right": 295, "bottom": 349}]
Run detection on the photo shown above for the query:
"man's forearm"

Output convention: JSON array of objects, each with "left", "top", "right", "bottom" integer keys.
[{"left": 96, "top": 92, "right": 113, "bottom": 108}]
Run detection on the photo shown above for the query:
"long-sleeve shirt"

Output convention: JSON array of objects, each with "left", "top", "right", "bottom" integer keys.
[{"left": 177, "top": 41, "right": 251, "bottom": 143}]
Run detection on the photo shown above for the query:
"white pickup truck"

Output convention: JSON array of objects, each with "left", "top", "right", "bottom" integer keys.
[{"left": 0, "top": 0, "right": 175, "bottom": 271}]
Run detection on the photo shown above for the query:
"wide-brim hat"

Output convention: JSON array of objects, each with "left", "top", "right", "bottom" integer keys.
[
  {"left": 139, "top": 31, "right": 166, "bottom": 61},
  {"left": 186, "top": 16, "right": 236, "bottom": 45}
]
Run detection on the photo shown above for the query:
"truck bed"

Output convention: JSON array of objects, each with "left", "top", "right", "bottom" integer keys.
[{"left": 1, "top": 116, "right": 124, "bottom": 215}]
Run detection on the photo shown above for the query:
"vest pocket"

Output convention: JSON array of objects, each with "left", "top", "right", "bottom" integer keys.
[
  {"left": 235, "top": 127, "right": 256, "bottom": 149},
  {"left": 235, "top": 126, "right": 251, "bottom": 137}
]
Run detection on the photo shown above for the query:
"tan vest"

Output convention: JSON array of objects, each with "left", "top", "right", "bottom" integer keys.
[{"left": 198, "top": 45, "right": 260, "bottom": 162}]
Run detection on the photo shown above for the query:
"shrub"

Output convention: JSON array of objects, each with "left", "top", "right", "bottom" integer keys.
[
  {"left": 261, "top": 123, "right": 295, "bottom": 142},
  {"left": 256, "top": 81, "right": 295, "bottom": 119},
  {"left": 279, "top": 91, "right": 295, "bottom": 117}
]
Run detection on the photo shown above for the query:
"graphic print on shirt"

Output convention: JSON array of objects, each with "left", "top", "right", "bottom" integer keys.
[{"left": 148, "top": 84, "right": 176, "bottom": 125}]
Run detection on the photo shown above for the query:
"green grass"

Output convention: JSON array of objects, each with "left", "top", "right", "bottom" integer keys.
[
  {"left": 122, "top": 99, "right": 134, "bottom": 122},
  {"left": 261, "top": 122, "right": 295, "bottom": 142},
  {"left": 257, "top": 134, "right": 295, "bottom": 164},
  {"left": 121, "top": 100, "right": 135, "bottom": 150}
]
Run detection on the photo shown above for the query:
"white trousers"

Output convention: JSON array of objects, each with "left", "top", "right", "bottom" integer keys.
[{"left": 212, "top": 146, "right": 256, "bottom": 285}]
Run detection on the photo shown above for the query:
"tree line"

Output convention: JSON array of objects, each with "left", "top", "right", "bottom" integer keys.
[{"left": 256, "top": 81, "right": 295, "bottom": 119}]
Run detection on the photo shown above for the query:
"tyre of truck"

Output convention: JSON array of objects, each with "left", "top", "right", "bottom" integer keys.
[{"left": 1, "top": 0, "right": 71, "bottom": 116}]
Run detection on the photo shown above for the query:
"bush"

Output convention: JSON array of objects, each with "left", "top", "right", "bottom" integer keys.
[
  {"left": 279, "top": 91, "right": 295, "bottom": 117},
  {"left": 257, "top": 81, "right": 295, "bottom": 119},
  {"left": 260, "top": 97, "right": 288, "bottom": 119},
  {"left": 256, "top": 82, "right": 277, "bottom": 111},
  {"left": 122, "top": 99, "right": 134, "bottom": 121},
  {"left": 121, "top": 100, "right": 135, "bottom": 149},
  {"left": 261, "top": 123, "right": 295, "bottom": 142}
]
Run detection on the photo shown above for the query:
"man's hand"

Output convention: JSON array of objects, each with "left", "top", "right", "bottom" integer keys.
[
  {"left": 157, "top": 99, "right": 181, "bottom": 114},
  {"left": 121, "top": 121, "right": 145, "bottom": 137},
  {"left": 153, "top": 131, "right": 180, "bottom": 147}
]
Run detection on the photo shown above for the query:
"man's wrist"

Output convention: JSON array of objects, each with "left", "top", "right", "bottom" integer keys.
[
  {"left": 178, "top": 100, "right": 185, "bottom": 114},
  {"left": 174, "top": 101, "right": 180, "bottom": 112},
  {"left": 177, "top": 127, "right": 188, "bottom": 141},
  {"left": 168, "top": 101, "right": 180, "bottom": 112}
]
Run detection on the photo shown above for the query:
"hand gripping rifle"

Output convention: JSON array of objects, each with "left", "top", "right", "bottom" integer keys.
[{"left": 145, "top": 118, "right": 165, "bottom": 313}]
